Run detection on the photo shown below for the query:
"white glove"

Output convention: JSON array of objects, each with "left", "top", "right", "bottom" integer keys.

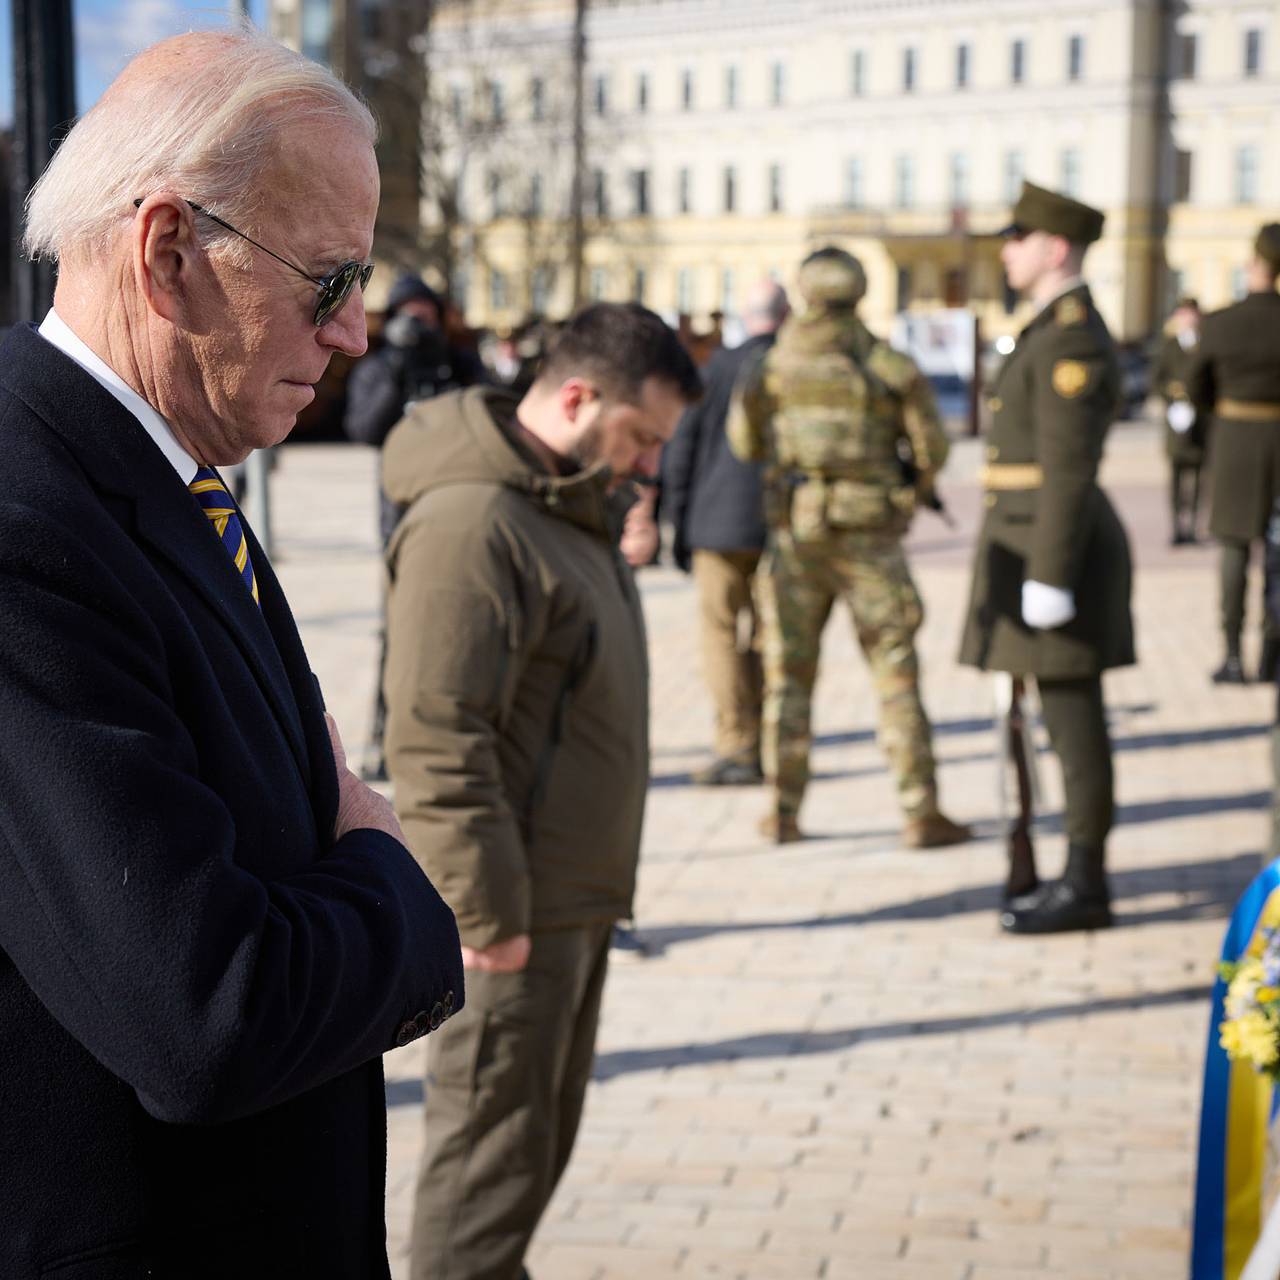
[
  {"left": 1022, "top": 579, "right": 1076, "bottom": 629},
  {"left": 1167, "top": 400, "right": 1196, "bottom": 433}
]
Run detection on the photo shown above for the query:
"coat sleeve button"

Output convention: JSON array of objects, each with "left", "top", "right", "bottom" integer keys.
[
  {"left": 428, "top": 1001, "right": 445, "bottom": 1031},
  {"left": 394, "top": 1019, "right": 419, "bottom": 1048},
  {"left": 442, "top": 991, "right": 454, "bottom": 1017}
]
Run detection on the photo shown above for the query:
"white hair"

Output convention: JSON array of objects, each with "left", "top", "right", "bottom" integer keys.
[
  {"left": 23, "top": 24, "right": 376, "bottom": 264},
  {"left": 743, "top": 279, "right": 790, "bottom": 334}
]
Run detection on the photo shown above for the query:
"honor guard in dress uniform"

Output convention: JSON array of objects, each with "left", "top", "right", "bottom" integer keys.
[
  {"left": 728, "top": 247, "right": 970, "bottom": 849},
  {"left": 959, "top": 182, "right": 1135, "bottom": 935},
  {"left": 1187, "top": 224, "right": 1280, "bottom": 685},
  {"left": 1153, "top": 298, "right": 1205, "bottom": 545}
]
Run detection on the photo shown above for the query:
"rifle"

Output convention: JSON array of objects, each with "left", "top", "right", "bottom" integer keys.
[
  {"left": 995, "top": 673, "right": 1040, "bottom": 900},
  {"left": 896, "top": 439, "right": 955, "bottom": 528}
]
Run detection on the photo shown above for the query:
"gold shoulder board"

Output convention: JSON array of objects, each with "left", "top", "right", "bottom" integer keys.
[{"left": 1055, "top": 295, "right": 1086, "bottom": 327}]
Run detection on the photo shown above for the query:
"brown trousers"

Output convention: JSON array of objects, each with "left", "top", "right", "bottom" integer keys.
[
  {"left": 693, "top": 549, "right": 763, "bottom": 762},
  {"left": 409, "top": 922, "right": 613, "bottom": 1280}
]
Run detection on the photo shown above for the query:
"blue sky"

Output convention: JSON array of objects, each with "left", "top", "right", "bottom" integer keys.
[{"left": 0, "top": 1, "right": 268, "bottom": 128}]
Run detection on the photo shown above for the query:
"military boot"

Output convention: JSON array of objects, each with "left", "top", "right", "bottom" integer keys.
[
  {"left": 902, "top": 810, "right": 971, "bottom": 849},
  {"left": 999, "top": 881, "right": 1112, "bottom": 934},
  {"left": 692, "top": 755, "right": 765, "bottom": 786},
  {"left": 999, "top": 842, "right": 1111, "bottom": 934},
  {"left": 758, "top": 812, "right": 804, "bottom": 844},
  {"left": 1212, "top": 641, "right": 1247, "bottom": 684},
  {"left": 1259, "top": 636, "right": 1280, "bottom": 684}
]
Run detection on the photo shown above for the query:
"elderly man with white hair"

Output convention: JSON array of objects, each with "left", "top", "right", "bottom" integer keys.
[{"left": 0, "top": 27, "right": 463, "bottom": 1278}]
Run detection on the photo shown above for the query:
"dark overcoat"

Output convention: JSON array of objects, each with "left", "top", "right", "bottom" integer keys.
[
  {"left": 0, "top": 325, "right": 464, "bottom": 1279},
  {"left": 660, "top": 332, "right": 773, "bottom": 562},
  {"left": 958, "top": 285, "right": 1135, "bottom": 678},
  {"left": 1187, "top": 290, "right": 1280, "bottom": 542}
]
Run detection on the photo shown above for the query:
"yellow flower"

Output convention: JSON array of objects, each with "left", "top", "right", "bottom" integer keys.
[{"left": 1221, "top": 1011, "right": 1280, "bottom": 1068}]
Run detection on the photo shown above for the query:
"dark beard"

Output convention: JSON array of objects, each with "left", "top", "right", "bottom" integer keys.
[{"left": 568, "top": 418, "right": 605, "bottom": 472}]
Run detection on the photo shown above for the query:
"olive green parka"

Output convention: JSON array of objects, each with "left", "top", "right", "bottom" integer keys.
[{"left": 381, "top": 387, "right": 649, "bottom": 949}]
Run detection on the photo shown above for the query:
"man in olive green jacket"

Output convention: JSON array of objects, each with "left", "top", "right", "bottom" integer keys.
[
  {"left": 382, "top": 304, "right": 700, "bottom": 1280},
  {"left": 959, "top": 181, "right": 1134, "bottom": 936}
]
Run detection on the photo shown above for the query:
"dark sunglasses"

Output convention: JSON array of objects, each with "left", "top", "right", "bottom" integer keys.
[{"left": 132, "top": 197, "right": 374, "bottom": 326}]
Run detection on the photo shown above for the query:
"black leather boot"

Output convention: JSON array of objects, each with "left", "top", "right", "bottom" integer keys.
[
  {"left": 1259, "top": 636, "right": 1280, "bottom": 684},
  {"left": 1000, "top": 844, "right": 1111, "bottom": 934},
  {"left": 1212, "top": 653, "right": 1247, "bottom": 684}
]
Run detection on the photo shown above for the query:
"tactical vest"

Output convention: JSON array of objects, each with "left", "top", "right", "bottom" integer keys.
[{"left": 763, "top": 332, "right": 914, "bottom": 536}]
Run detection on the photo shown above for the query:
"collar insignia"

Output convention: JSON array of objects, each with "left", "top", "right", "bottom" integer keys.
[{"left": 1055, "top": 295, "right": 1086, "bottom": 327}]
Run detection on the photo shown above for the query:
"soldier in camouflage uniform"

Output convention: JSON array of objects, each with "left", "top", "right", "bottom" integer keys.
[{"left": 728, "top": 247, "right": 970, "bottom": 849}]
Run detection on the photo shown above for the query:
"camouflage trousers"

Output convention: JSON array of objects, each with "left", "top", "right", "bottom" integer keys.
[{"left": 756, "top": 528, "right": 937, "bottom": 822}]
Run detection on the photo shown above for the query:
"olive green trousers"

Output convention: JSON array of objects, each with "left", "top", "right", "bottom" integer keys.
[
  {"left": 1037, "top": 675, "right": 1113, "bottom": 885},
  {"left": 409, "top": 923, "right": 613, "bottom": 1280}
]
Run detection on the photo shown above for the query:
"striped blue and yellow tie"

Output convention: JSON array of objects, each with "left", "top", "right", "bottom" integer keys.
[{"left": 188, "top": 466, "right": 259, "bottom": 605}]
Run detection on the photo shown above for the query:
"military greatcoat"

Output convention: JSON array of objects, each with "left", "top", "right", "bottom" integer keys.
[
  {"left": 1187, "top": 290, "right": 1280, "bottom": 543},
  {"left": 958, "top": 284, "right": 1135, "bottom": 678}
]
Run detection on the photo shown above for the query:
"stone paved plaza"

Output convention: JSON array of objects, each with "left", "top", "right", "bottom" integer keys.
[{"left": 271, "top": 421, "right": 1274, "bottom": 1280}]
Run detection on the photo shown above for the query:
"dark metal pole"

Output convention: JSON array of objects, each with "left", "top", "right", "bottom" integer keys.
[
  {"left": 969, "top": 312, "right": 982, "bottom": 438},
  {"left": 569, "top": 0, "right": 587, "bottom": 308},
  {"left": 10, "top": 0, "right": 75, "bottom": 323}
]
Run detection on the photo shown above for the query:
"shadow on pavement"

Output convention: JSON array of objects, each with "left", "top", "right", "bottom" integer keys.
[
  {"left": 668, "top": 788, "right": 1271, "bottom": 852},
  {"left": 1114, "top": 722, "right": 1271, "bottom": 753},
  {"left": 384, "top": 978, "right": 1217, "bottom": 1104},
  {"left": 648, "top": 706, "right": 1256, "bottom": 790},
  {"left": 624, "top": 851, "right": 1260, "bottom": 957},
  {"left": 386, "top": 1078, "right": 425, "bottom": 1108},
  {"left": 589, "top": 983, "right": 1212, "bottom": 1082}
]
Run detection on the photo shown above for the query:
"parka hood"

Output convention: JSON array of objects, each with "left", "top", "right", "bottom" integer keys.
[{"left": 381, "top": 385, "right": 629, "bottom": 539}]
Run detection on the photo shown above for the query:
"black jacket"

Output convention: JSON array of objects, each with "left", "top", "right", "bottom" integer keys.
[
  {"left": 661, "top": 333, "right": 772, "bottom": 565},
  {"left": 0, "top": 325, "right": 464, "bottom": 1279},
  {"left": 344, "top": 331, "right": 487, "bottom": 543}
]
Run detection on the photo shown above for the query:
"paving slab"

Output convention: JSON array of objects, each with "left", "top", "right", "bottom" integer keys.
[{"left": 268, "top": 419, "right": 1271, "bottom": 1279}]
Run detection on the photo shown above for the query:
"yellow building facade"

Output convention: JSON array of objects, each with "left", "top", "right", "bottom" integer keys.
[{"left": 274, "top": 0, "right": 1279, "bottom": 341}]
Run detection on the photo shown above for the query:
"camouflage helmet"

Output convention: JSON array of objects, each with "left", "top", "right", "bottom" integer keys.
[{"left": 797, "top": 246, "right": 867, "bottom": 307}]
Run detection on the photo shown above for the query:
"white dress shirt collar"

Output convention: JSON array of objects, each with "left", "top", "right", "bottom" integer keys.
[{"left": 37, "top": 309, "right": 199, "bottom": 485}]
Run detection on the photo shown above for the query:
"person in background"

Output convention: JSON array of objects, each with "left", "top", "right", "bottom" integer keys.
[
  {"left": 1189, "top": 225, "right": 1280, "bottom": 685},
  {"left": 1153, "top": 297, "right": 1205, "bottom": 546},
  {"left": 730, "top": 248, "right": 969, "bottom": 850},
  {"left": 959, "top": 181, "right": 1134, "bottom": 935},
  {"left": 663, "top": 278, "right": 790, "bottom": 786},
  {"left": 344, "top": 273, "right": 485, "bottom": 778}
]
